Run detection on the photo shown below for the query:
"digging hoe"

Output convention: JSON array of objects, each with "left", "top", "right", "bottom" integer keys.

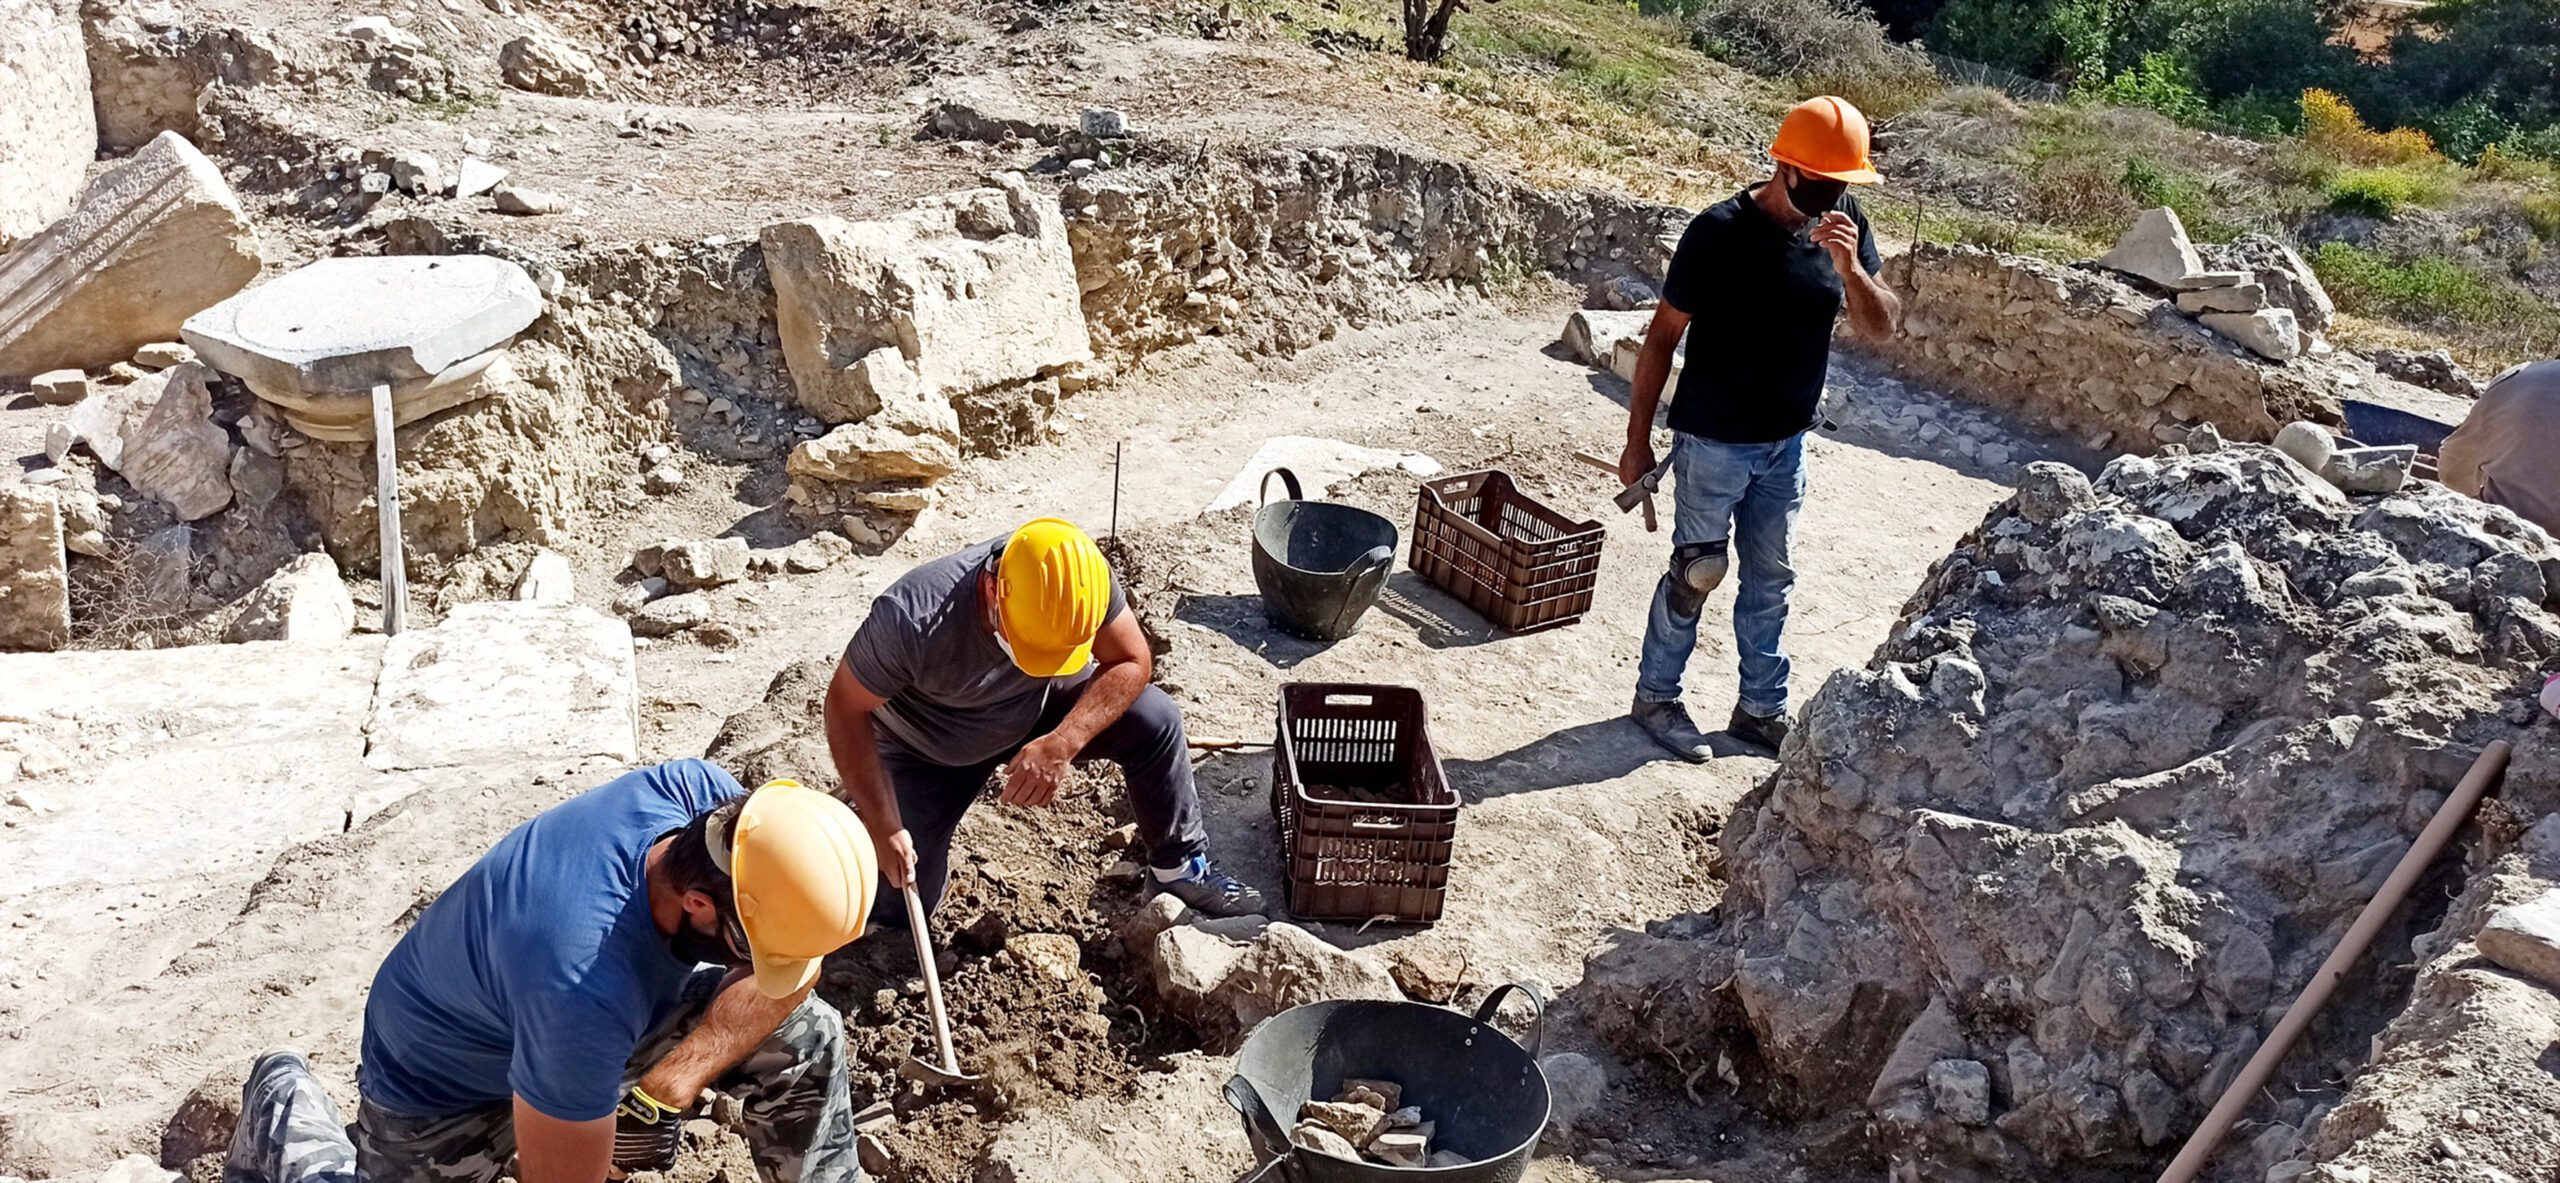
[{"left": 897, "top": 884, "right": 982, "bottom": 1089}]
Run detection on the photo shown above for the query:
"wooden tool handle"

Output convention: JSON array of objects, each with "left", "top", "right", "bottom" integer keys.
[{"left": 902, "top": 885, "right": 961, "bottom": 1073}]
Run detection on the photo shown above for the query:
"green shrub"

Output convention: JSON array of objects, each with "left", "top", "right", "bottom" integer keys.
[
  {"left": 1687, "top": 0, "right": 1942, "bottom": 116},
  {"left": 2324, "top": 167, "right": 2456, "bottom": 216},
  {"left": 2525, "top": 194, "right": 2560, "bottom": 243},
  {"left": 2078, "top": 53, "right": 2211, "bottom": 126}
]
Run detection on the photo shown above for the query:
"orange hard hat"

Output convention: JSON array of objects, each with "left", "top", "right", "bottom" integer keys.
[{"left": 1771, "top": 96, "right": 1881, "bottom": 184}]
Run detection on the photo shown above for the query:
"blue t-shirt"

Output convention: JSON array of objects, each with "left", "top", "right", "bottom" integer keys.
[{"left": 359, "top": 759, "right": 746, "bottom": 1121}]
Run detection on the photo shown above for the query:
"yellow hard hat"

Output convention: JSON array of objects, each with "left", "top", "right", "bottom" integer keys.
[
  {"left": 994, "top": 517, "right": 1112, "bottom": 678},
  {"left": 710, "top": 780, "right": 878, "bottom": 999}
]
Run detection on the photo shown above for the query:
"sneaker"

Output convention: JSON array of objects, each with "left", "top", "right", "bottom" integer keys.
[
  {"left": 1152, "top": 855, "right": 1267, "bottom": 918},
  {"left": 1631, "top": 697, "right": 1712, "bottom": 763},
  {"left": 1726, "top": 706, "right": 1791, "bottom": 755}
]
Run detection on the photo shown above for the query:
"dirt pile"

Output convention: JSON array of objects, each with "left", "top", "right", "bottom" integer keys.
[
  {"left": 1590, "top": 442, "right": 2560, "bottom": 1179},
  {"left": 704, "top": 659, "right": 1195, "bottom": 1182}
]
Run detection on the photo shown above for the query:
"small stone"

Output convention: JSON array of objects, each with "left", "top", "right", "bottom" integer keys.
[
  {"left": 783, "top": 532, "right": 854, "bottom": 573},
  {"left": 630, "top": 592, "right": 711, "bottom": 637},
  {"left": 1297, "top": 1100, "right": 1386, "bottom": 1147},
  {"left": 1079, "top": 107, "right": 1129, "bottom": 137},
  {"left": 1370, "top": 1131, "right": 1428, "bottom": 1166},
  {"left": 1538, "top": 1052, "right": 1607, "bottom": 1131},
  {"left": 454, "top": 156, "right": 508, "bottom": 198},
  {"left": 1067, "top": 158, "right": 1096, "bottom": 178},
  {"left": 388, "top": 151, "right": 444, "bottom": 197},
  {"left": 2185, "top": 422, "right": 2224, "bottom": 453},
  {"left": 839, "top": 515, "right": 883, "bottom": 548},
  {"left": 1926, "top": 1059, "right": 1991, "bottom": 1126},
  {"left": 2273, "top": 421, "right": 2334, "bottom": 472},
  {"left": 131, "top": 342, "right": 193, "bottom": 369},
  {"left": 1290, "top": 1121, "right": 1361, "bottom": 1160},
  {"left": 643, "top": 464, "right": 687, "bottom": 494},
  {"left": 611, "top": 576, "right": 669, "bottom": 616},
  {"left": 661, "top": 537, "right": 749, "bottom": 589},
  {"left": 44, "top": 422, "right": 76, "bottom": 463},
  {"left": 2174, "top": 282, "right": 2268, "bottom": 314},
  {"left": 856, "top": 1133, "right": 892, "bottom": 1176},
  {"left": 2319, "top": 445, "right": 2416, "bottom": 495},
  {"left": 1337, "top": 1078, "right": 1402, "bottom": 1111},
  {"left": 493, "top": 185, "right": 568, "bottom": 215},
  {"left": 515, "top": 549, "right": 574, "bottom": 604},
  {"left": 2478, "top": 889, "right": 2560, "bottom": 990},
  {"left": 30, "top": 369, "right": 89, "bottom": 405}
]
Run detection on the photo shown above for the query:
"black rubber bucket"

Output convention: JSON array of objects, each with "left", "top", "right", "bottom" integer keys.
[
  {"left": 1251, "top": 467, "right": 1398, "bottom": 642},
  {"left": 1223, "top": 985, "right": 1550, "bottom": 1182}
]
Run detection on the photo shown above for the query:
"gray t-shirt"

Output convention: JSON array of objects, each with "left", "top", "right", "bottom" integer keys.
[{"left": 842, "top": 536, "right": 1126, "bottom": 768}]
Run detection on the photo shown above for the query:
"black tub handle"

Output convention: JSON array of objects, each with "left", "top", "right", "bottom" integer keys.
[
  {"left": 1260, "top": 467, "right": 1305, "bottom": 507},
  {"left": 1475, "top": 982, "right": 1547, "bottom": 1057},
  {"left": 1224, "top": 1075, "right": 1294, "bottom": 1164}
]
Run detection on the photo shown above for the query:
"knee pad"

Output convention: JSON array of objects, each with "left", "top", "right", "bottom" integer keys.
[{"left": 1665, "top": 540, "right": 1730, "bottom": 616}]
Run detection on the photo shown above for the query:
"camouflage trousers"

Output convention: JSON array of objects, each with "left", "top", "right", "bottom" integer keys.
[{"left": 225, "top": 970, "right": 860, "bottom": 1183}]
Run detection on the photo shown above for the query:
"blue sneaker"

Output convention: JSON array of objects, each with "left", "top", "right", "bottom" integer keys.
[{"left": 1151, "top": 854, "right": 1267, "bottom": 918}]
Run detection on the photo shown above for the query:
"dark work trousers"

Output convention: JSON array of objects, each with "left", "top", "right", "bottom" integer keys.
[{"left": 870, "top": 681, "right": 1207, "bottom": 927}]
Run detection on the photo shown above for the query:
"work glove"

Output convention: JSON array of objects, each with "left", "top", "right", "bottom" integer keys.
[{"left": 611, "top": 1085, "right": 693, "bottom": 1174}]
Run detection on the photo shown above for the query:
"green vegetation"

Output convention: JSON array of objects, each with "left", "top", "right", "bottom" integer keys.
[
  {"left": 2312, "top": 242, "right": 2560, "bottom": 360},
  {"left": 2324, "top": 167, "right": 2457, "bottom": 218}
]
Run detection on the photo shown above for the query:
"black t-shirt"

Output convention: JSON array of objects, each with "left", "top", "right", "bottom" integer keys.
[{"left": 1658, "top": 186, "right": 1883, "bottom": 444}]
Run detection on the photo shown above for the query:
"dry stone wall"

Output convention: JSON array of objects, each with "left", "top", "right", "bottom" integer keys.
[
  {"left": 1588, "top": 444, "right": 2560, "bottom": 1179},
  {"left": 914, "top": 105, "right": 1688, "bottom": 365},
  {"left": 1863, "top": 242, "right": 2349, "bottom": 453}
]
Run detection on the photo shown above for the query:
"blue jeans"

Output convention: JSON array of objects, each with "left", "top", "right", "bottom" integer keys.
[{"left": 1635, "top": 431, "right": 1806, "bottom": 717}]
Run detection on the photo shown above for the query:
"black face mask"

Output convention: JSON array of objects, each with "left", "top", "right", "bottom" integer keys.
[
  {"left": 1786, "top": 173, "right": 1849, "bottom": 218},
  {"left": 670, "top": 907, "right": 751, "bottom": 969}
]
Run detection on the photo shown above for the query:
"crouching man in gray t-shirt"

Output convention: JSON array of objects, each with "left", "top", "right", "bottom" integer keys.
[{"left": 821, "top": 517, "right": 1266, "bottom": 921}]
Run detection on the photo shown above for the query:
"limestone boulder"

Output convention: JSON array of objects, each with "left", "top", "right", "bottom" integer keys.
[
  {"left": 2199, "top": 308, "right": 2301, "bottom": 362},
  {"left": 0, "top": 131, "right": 262, "bottom": 378},
  {"left": 786, "top": 418, "right": 962, "bottom": 487},
  {"left": 224, "top": 553, "right": 355, "bottom": 643},
  {"left": 1141, "top": 910, "right": 1403, "bottom": 1047},
  {"left": 182, "top": 255, "right": 543, "bottom": 441},
  {"left": 2095, "top": 207, "right": 2204, "bottom": 289},
  {"left": 515, "top": 549, "right": 574, "bottom": 603},
  {"left": 0, "top": 486, "right": 72, "bottom": 651},
  {"left": 2478, "top": 889, "right": 2560, "bottom": 991},
  {"left": 29, "top": 369, "right": 88, "bottom": 405},
  {"left": 660, "top": 537, "right": 748, "bottom": 589},
  {"left": 1617, "top": 446, "right": 2560, "bottom": 1175},
  {"left": 761, "top": 175, "right": 1091, "bottom": 426},
  {"left": 1560, "top": 309, "right": 1652, "bottom": 369},
  {"left": 498, "top": 28, "right": 607, "bottom": 96},
  {"left": 364, "top": 602, "right": 637, "bottom": 771},
  {"left": 115, "top": 362, "right": 234, "bottom": 521},
  {"left": 0, "top": 0, "right": 95, "bottom": 250}
]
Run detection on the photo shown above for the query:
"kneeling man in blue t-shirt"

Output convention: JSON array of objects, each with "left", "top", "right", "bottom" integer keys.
[{"left": 221, "top": 759, "right": 880, "bottom": 1183}]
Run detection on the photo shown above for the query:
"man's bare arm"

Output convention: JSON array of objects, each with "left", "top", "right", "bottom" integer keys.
[
  {"left": 513, "top": 1100, "right": 614, "bottom": 1183},
  {"left": 1044, "top": 611, "right": 1149, "bottom": 754},
  {"left": 1841, "top": 262, "right": 1901, "bottom": 340},
  {"left": 822, "top": 661, "right": 915, "bottom": 887},
  {"left": 636, "top": 970, "right": 804, "bottom": 1108},
  {"left": 1620, "top": 304, "right": 1693, "bottom": 484}
]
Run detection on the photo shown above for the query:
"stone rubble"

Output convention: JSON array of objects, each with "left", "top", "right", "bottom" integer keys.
[
  {"left": 492, "top": 185, "right": 570, "bottom": 215},
  {"left": 223, "top": 554, "right": 356, "bottom": 644},
  {"left": 2095, "top": 209, "right": 2327, "bottom": 361},
  {"left": 0, "top": 131, "right": 262, "bottom": 378},
  {"left": 2362, "top": 347, "right": 2484, "bottom": 399},
  {"left": 659, "top": 538, "right": 749, "bottom": 589},
  {"left": 1587, "top": 445, "right": 2559, "bottom": 1177},
  {"left": 499, "top": 27, "right": 609, "bottom": 96}
]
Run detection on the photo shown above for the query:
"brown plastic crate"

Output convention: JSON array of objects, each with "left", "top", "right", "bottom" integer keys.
[
  {"left": 1270, "top": 683, "right": 1458, "bottom": 924},
  {"left": 1409, "top": 469, "right": 1606, "bottom": 634}
]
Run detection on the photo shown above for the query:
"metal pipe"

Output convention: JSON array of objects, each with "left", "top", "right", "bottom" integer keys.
[{"left": 2154, "top": 739, "right": 2513, "bottom": 1183}]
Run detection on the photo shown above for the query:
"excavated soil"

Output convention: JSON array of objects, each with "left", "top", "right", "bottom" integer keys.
[{"left": 701, "top": 661, "right": 1194, "bottom": 1181}]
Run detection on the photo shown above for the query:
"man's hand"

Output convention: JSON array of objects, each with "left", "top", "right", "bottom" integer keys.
[
  {"left": 874, "top": 826, "right": 919, "bottom": 890},
  {"left": 999, "top": 733, "right": 1075, "bottom": 808},
  {"left": 1618, "top": 437, "right": 1659, "bottom": 489},
  {"left": 1811, "top": 211, "right": 1860, "bottom": 270}
]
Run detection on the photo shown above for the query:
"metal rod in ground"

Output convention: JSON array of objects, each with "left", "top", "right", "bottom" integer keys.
[
  {"left": 2153, "top": 738, "right": 2514, "bottom": 1183},
  {"left": 372, "top": 382, "right": 407, "bottom": 636},
  {"left": 1111, "top": 440, "right": 1122, "bottom": 542}
]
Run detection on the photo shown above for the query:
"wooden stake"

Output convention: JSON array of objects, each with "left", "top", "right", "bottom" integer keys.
[{"left": 373, "top": 383, "right": 407, "bottom": 636}]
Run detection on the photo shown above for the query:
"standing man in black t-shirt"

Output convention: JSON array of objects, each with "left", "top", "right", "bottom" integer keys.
[{"left": 1618, "top": 95, "right": 1902, "bottom": 761}]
